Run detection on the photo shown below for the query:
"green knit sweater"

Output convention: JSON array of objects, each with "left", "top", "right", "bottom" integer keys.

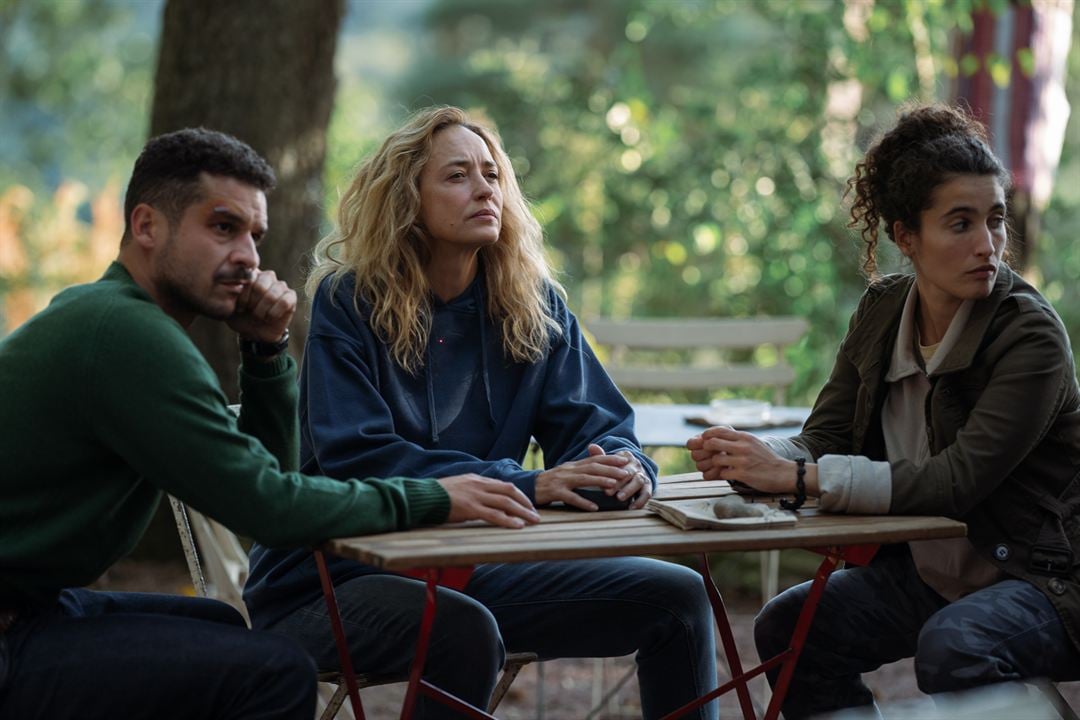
[{"left": 0, "top": 263, "right": 450, "bottom": 604}]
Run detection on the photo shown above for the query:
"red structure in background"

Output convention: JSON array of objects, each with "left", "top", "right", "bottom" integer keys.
[{"left": 953, "top": 0, "right": 1074, "bottom": 269}]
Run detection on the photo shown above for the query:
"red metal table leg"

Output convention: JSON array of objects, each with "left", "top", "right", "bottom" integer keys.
[
  {"left": 400, "top": 569, "right": 438, "bottom": 720},
  {"left": 660, "top": 553, "right": 760, "bottom": 720},
  {"left": 663, "top": 653, "right": 789, "bottom": 720},
  {"left": 762, "top": 551, "right": 842, "bottom": 720},
  {"left": 315, "top": 550, "right": 366, "bottom": 720},
  {"left": 661, "top": 546, "right": 862, "bottom": 720},
  {"left": 702, "top": 553, "right": 757, "bottom": 720},
  {"left": 399, "top": 569, "right": 497, "bottom": 720},
  {"left": 418, "top": 679, "right": 498, "bottom": 717}
]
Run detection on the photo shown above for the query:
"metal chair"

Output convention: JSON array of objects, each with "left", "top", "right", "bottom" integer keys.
[
  {"left": 168, "top": 496, "right": 534, "bottom": 719},
  {"left": 1042, "top": 681, "right": 1080, "bottom": 720}
]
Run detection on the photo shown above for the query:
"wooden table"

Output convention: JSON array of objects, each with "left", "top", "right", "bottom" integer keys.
[
  {"left": 632, "top": 403, "right": 811, "bottom": 448},
  {"left": 317, "top": 475, "right": 966, "bottom": 720}
]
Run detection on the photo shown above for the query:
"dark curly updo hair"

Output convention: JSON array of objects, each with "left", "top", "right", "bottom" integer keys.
[{"left": 847, "top": 104, "right": 1010, "bottom": 277}]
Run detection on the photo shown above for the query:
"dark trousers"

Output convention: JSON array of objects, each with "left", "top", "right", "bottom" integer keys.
[
  {"left": 754, "top": 546, "right": 1080, "bottom": 719},
  {"left": 267, "top": 557, "right": 719, "bottom": 720},
  {"left": 0, "top": 589, "right": 316, "bottom": 719}
]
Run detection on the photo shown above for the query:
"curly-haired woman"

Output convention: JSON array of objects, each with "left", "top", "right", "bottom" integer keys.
[
  {"left": 244, "top": 106, "right": 718, "bottom": 719},
  {"left": 689, "top": 104, "right": 1080, "bottom": 717}
]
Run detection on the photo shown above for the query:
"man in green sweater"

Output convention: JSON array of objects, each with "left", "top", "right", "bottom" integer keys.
[{"left": 0, "top": 128, "right": 539, "bottom": 719}]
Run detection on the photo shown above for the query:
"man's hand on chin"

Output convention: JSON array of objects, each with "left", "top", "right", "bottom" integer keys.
[{"left": 227, "top": 269, "right": 297, "bottom": 345}]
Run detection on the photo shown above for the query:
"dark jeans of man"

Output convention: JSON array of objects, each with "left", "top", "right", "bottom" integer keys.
[
  {"left": 266, "top": 557, "right": 719, "bottom": 720},
  {"left": 0, "top": 588, "right": 316, "bottom": 719},
  {"left": 754, "top": 545, "right": 1080, "bottom": 719}
]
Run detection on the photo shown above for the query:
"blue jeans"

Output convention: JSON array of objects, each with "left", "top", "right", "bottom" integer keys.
[
  {"left": 268, "top": 557, "right": 719, "bottom": 719},
  {"left": 754, "top": 546, "right": 1080, "bottom": 719},
  {"left": 0, "top": 589, "right": 316, "bottom": 719}
]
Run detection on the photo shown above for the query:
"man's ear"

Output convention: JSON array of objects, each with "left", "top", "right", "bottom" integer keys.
[
  {"left": 893, "top": 220, "right": 916, "bottom": 258},
  {"left": 129, "top": 204, "right": 163, "bottom": 249}
]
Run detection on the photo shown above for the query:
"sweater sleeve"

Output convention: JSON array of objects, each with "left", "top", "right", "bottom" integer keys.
[
  {"left": 817, "top": 455, "right": 892, "bottom": 513},
  {"left": 86, "top": 303, "right": 449, "bottom": 548},
  {"left": 761, "top": 436, "right": 892, "bottom": 513},
  {"left": 530, "top": 294, "right": 658, "bottom": 488},
  {"left": 302, "top": 290, "right": 539, "bottom": 494},
  {"left": 237, "top": 354, "right": 301, "bottom": 472}
]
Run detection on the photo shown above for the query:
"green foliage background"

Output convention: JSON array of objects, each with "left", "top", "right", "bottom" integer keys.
[
  {"left": 0, "top": 0, "right": 157, "bottom": 191},
  {"left": 2, "top": 0, "right": 1079, "bottom": 409},
  {"left": 327, "top": 0, "right": 1080, "bottom": 405}
]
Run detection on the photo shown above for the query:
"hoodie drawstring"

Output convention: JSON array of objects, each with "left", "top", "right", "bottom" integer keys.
[
  {"left": 425, "top": 343, "right": 440, "bottom": 444},
  {"left": 423, "top": 276, "right": 497, "bottom": 444},
  {"left": 475, "top": 281, "right": 497, "bottom": 429}
]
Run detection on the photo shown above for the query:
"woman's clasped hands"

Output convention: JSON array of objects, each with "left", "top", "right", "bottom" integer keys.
[
  {"left": 536, "top": 443, "right": 652, "bottom": 511},
  {"left": 687, "top": 426, "right": 803, "bottom": 495}
]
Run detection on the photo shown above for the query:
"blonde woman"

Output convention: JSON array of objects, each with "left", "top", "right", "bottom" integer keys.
[{"left": 244, "top": 107, "right": 718, "bottom": 719}]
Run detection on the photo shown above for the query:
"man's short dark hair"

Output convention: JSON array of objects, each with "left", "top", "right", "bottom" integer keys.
[{"left": 122, "top": 128, "right": 276, "bottom": 243}]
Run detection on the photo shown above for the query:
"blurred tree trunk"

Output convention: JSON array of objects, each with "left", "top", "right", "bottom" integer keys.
[
  {"left": 150, "top": 0, "right": 344, "bottom": 400},
  {"left": 133, "top": 0, "right": 342, "bottom": 563}
]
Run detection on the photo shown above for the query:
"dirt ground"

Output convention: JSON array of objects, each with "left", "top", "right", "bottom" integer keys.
[
  {"left": 94, "top": 559, "right": 1080, "bottom": 719},
  {"left": 324, "top": 607, "right": 1080, "bottom": 719}
]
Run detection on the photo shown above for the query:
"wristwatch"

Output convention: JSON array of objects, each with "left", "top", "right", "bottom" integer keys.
[{"left": 239, "top": 329, "right": 290, "bottom": 357}]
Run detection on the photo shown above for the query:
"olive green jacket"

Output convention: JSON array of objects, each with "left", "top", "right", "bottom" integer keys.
[{"left": 795, "top": 266, "right": 1080, "bottom": 652}]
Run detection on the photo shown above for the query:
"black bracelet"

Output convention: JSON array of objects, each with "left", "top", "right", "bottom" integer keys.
[{"left": 780, "top": 457, "right": 807, "bottom": 512}]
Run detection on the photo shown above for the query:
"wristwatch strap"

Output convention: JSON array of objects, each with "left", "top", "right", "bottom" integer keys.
[{"left": 239, "top": 329, "right": 290, "bottom": 357}]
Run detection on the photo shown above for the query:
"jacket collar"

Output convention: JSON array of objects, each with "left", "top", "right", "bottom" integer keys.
[
  {"left": 885, "top": 284, "right": 975, "bottom": 382},
  {"left": 842, "top": 266, "right": 1017, "bottom": 379},
  {"left": 841, "top": 274, "right": 913, "bottom": 381},
  {"left": 932, "top": 265, "right": 1016, "bottom": 375},
  {"left": 884, "top": 283, "right": 926, "bottom": 383}
]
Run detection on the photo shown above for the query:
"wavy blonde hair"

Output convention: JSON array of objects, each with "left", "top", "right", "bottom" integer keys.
[{"left": 307, "top": 105, "right": 562, "bottom": 374}]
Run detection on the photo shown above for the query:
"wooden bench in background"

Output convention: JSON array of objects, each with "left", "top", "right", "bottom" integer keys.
[{"left": 585, "top": 316, "right": 808, "bottom": 406}]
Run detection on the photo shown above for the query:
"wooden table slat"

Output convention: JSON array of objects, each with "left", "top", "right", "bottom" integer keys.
[
  {"left": 328, "top": 510, "right": 966, "bottom": 570},
  {"left": 657, "top": 472, "right": 703, "bottom": 485},
  {"left": 346, "top": 518, "right": 669, "bottom": 548}
]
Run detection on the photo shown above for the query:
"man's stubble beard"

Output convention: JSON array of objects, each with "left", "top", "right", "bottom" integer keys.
[{"left": 156, "top": 234, "right": 234, "bottom": 322}]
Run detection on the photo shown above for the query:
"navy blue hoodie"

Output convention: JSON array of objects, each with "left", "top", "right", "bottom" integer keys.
[{"left": 244, "top": 271, "right": 655, "bottom": 628}]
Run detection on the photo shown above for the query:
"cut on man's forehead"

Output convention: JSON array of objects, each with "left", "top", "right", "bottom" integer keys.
[{"left": 209, "top": 204, "right": 249, "bottom": 225}]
